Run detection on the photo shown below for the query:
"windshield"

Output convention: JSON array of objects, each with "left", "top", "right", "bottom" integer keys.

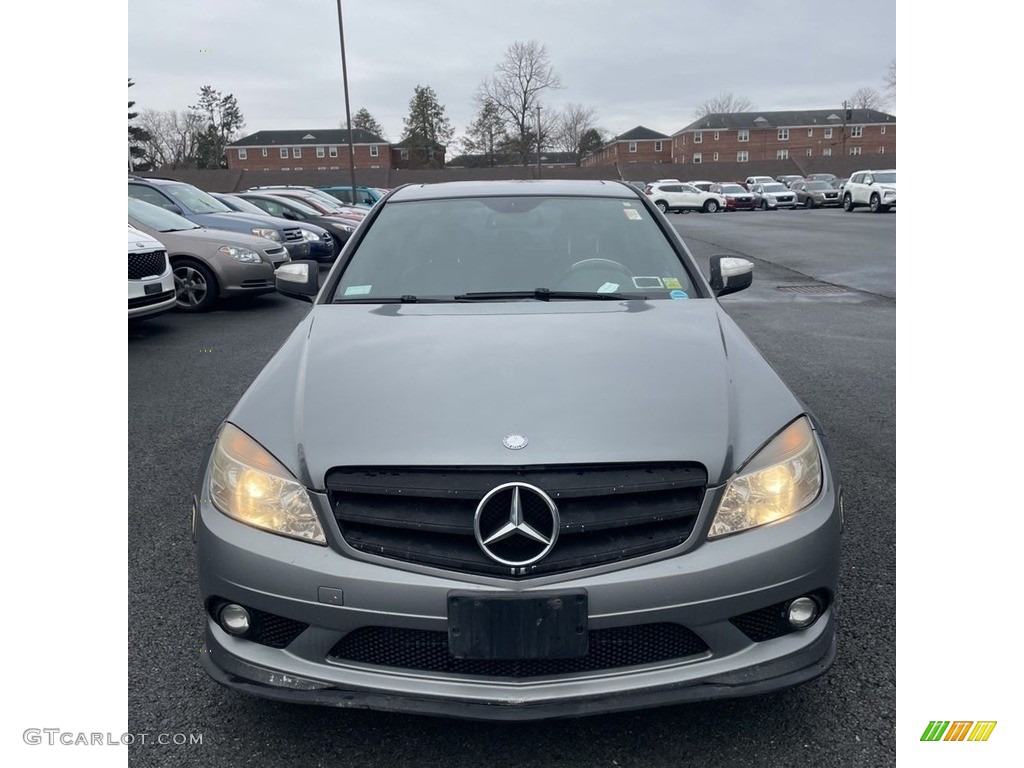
[
  {"left": 875, "top": 172, "right": 896, "bottom": 184},
  {"left": 761, "top": 183, "right": 787, "bottom": 192},
  {"left": 218, "top": 194, "right": 267, "bottom": 215},
  {"left": 719, "top": 184, "right": 745, "bottom": 193},
  {"left": 332, "top": 196, "right": 699, "bottom": 301},
  {"left": 164, "top": 184, "right": 232, "bottom": 214},
  {"left": 804, "top": 181, "right": 830, "bottom": 190},
  {"left": 128, "top": 197, "right": 200, "bottom": 231}
]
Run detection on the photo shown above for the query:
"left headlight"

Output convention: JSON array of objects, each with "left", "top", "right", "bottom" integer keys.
[
  {"left": 218, "top": 246, "right": 262, "bottom": 263},
  {"left": 250, "top": 228, "right": 281, "bottom": 241},
  {"left": 208, "top": 423, "right": 327, "bottom": 544},
  {"left": 709, "top": 417, "right": 823, "bottom": 539},
  {"left": 300, "top": 229, "right": 320, "bottom": 243}
]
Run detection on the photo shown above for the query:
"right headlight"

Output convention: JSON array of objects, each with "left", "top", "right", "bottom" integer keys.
[
  {"left": 208, "top": 423, "right": 326, "bottom": 545},
  {"left": 708, "top": 417, "right": 823, "bottom": 539},
  {"left": 301, "top": 229, "right": 320, "bottom": 243},
  {"left": 250, "top": 228, "right": 282, "bottom": 241}
]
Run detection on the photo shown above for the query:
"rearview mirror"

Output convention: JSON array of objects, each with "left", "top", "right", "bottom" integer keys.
[
  {"left": 275, "top": 261, "right": 320, "bottom": 302},
  {"left": 709, "top": 256, "right": 754, "bottom": 297}
]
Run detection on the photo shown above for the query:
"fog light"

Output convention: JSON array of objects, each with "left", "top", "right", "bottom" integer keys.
[
  {"left": 787, "top": 597, "right": 820, "bottom": 629},
  {"left": 219, "top": 604, "right": 251, "bottom": 635}
]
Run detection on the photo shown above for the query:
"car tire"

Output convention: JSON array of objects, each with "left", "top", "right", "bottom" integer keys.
[
  {"left": 843, "top": 194, "right": 854, "bottom": 212},
  {"left": 172, "top": 259, "right": 218, "bottom": 312},
  {"left": 869, "top": 194, "right": 881, "bottom": 213},
  {"left": 804, "top": 198, "right": 814, "bottom": 209},
  {"left": 759, "top": 200, "right": 768, "bottom": 211},
  {"left": 703, "top": 200, "right": 720, "bottom": 213},
  {"left": 655, "top": 200, "right": 668, "bottom": 213}
]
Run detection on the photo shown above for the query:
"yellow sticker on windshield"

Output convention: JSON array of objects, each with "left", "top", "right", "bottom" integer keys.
[
  {"left": 624, "top": 209, "right": 642, "bottom": 220},
  {"left": 663, "top": 278, "right": 682, "bottom": 289}
]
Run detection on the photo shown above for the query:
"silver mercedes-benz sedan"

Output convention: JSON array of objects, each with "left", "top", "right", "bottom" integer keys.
[{"left": 193, "top": 179, "right": 842, "bottom": 720}]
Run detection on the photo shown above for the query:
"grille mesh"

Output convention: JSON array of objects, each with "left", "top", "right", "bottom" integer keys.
[
  {"left": 329, "top": 624, "right": 709, "bottom": 677},
  {"left": 128, "top": 250, "right": 166, "bottom": 279},
  {"left": 730, "top": 590, "right": 830, "bottom": 642}
]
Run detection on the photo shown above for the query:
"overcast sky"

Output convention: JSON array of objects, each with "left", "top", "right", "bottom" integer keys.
[{"left": 128, "top": 0, "right": 895, "bottom": 144}]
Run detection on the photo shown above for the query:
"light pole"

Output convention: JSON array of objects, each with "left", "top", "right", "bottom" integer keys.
[
  {"left": 335, "top": 0, "right": 357, "bottom": 193},
  {"left": 536, "top": 104, "right": 542, "bottom": 179}
]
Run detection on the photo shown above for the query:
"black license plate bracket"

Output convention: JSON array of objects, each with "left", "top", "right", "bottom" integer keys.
[{"left": 447, "top": 591, "right": 588, "bottom": 660}]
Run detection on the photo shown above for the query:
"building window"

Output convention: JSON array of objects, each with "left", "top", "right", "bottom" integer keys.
[
  {"left": 713, "top": 152, "right": 719, "bottom": 161},
  {"left": 693, "top": 131, "right": 702, "bottom": 144},
  {"left": 318, "top": 166, "right": 326, "bottom": 170},
  {"left": 851, "top": 126, "right": 863, "bottom": 138},
  {"left": 849, "top": 146, "right": 862, "bottom": 156},
  {"left": 823, "top": 148, "right": 832, "bottom": 157},
  {"left": 370, "top": 145, "right": 379, "bottom": 157},
  {"left": 693, "top": 153, "right": 702, "bottom": 164},
  {"left": 262, "top": 148, "right": 268, "bottom": 157},
  {"left": 713, "top": 131, "right": 719, "bottom": 140},
  {"left": 806, "top": 148, "right": 813, "bottom": 157},
  {"left": 628, "top": 141, "right": 637, "bottom": 153},
  {"left": 280, "top": 148, "right": 289, "bottom": 159},
  {"left": 777, "top": 149, "right": 789, "bottom": 160},
  {"left": 778, "top": 128, "right": 789, "bottom": 141},
  {"left": 237, "top": 148, "right": 247, "bottom": 160},
  {"left": 330, "top": 166, "right": 339, "bottom": 170},
  {"left": 329, "top": 146, "right": 338, "bottom": 157},
  {"left": 293, "top": 148, "right": 301, "bottom": 158},
  {"left": 282, "top": 167, "right": 290, "bottom": 171},
  {"left": 400, "top": 148, "right": 409, "bottom": 160},
  {"left": 316, "top": 146, "right": 325, "bottom": 158},
  {"left": 654, "top": 141, "right": 663, "bottom": 152},
  {"left": 738, "top": 129, "right": 749, "bottom": 142},
  {"left": 737, "top": 150, "right": 749, "bottom": 162},
  {"left": 294, "top": 166, "right": 302, "bottom": 170},
  {"left": 824, "top": 127, "right": 833, "bottom": 139},
  {"left": 878, "top": 146, "right": 885, "bottom": 154},
  {"left": 807, "top": 128, "right": 814, "bottom": 137},
  {"left": 881, "top": 125, "right": 887, "bottom": 134}
]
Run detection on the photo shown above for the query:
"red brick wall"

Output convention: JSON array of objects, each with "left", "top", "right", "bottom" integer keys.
[
  {"left": 671, "top": 124, "right": 897, "bottom": 165},
  {"left": 581, "top": 139, "right": 671, "bottom": 167},
  {"left": 227, "top": 143, "right": 391, "bottom": 171}
]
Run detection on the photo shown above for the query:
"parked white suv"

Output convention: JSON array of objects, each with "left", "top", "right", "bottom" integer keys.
[
  {"left": 128, "top": 226, "right": 175, "bottom": 320},
  {"left": 842, "top": 169, "right": 896, "bottom": 213},
  {"left": 644, "top": 182, "right": 726, "bottom": 214}
]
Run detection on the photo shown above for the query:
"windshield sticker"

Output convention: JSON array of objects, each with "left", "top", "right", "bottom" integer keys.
[
  {"left": 623, "top": 209, "right": 642, "bottom": 220},
  {"left": 632, "top": 276, "right": 664, "bottom": 289},
  {"left": 669, "top": 290, "right": 690, "bottom": 300},
  {"left": 663, "top": 278, "right": 682, "bottom": 290},
  {"left": 343, "top": 285, "right": 372, "bottom": 296},
  {"left": 597, "top": 282, "right": 620, "bottom": 293}
]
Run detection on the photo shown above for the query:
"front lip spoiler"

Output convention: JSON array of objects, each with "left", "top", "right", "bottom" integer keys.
[{"left": 199, "top": 626, "right": 836, "bottom": 722}]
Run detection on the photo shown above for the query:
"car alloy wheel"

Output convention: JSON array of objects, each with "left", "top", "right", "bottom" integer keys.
[
  {"left": 760, "top": 200, "right": 768, "bottom": 211},
  {"left": 173, "top": 261, "right": 218, "bottom": 312},
  {"left": 656, "top": 201, "right": 668, "bottom": 213},
  {"left": 843, "top": 195, "right": 853, "bottom": 212},
  {"left": 804, "top": 198, "right": 814, "bottom": 209},
  {"left": 869, "top": 194, "right": 881, "bottom": 213},
  {"left": 704, "top": 200, "right": 719, "bottom": 213}
]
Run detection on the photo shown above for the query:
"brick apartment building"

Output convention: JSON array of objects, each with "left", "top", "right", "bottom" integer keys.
[
  {"left": 580, "top": 126, "right": 671, "bottom": 167},
  {"left": 227, "top": 129, "right": 391, "bottom": 171},
  {"left": 390, "top": 138, "right": 448, "bottom": 170},
  {"left": 670, "top": 109, "right": 896, "bottom": 166}
]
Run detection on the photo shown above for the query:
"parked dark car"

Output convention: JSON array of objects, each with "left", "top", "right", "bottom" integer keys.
[
  {"left": 246, "top": 186, "right": 367, "bottom": 220},
  {"left": 317, "top": 185, "right": 385, "bottom": 207},
  {"left": 240, "top": 193, "right": 361, "bottom": 260},
  {"left": 194, "top": 179, "right": 841, "bottom": 721},
  {"left": 214, "top": 193, "right": 336, "bottom": 263},
  {"left": 128, "top": 197, "right": 290, "bottom": 311},
  {"left": 790, "top": 181, "right": 842, "bottom": 209},
  {"left": 775, "top": 175, "right": 805, "bottom": 188},
  {"left": 709, "top": 182, "right": 756, "bottom": 211},
  {"left": 128, "top": 176, "right": 310, "bottom": 260},
  {"left": 806, "top": 173, "right": 837, "bottom": 184}
]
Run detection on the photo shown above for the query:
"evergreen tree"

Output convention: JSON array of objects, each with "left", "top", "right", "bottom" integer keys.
[
  {"left": 400, "top": 85, "right": 453, "bottom": 168},
  {"left": 350, "top": 107, "right": 387, "bottom": 140},
  {"left": 189, "top": 85, "right": 245, "bottom": 169},
  {"left": 128, "top": 78, "right": 152, "bottom": 171}
]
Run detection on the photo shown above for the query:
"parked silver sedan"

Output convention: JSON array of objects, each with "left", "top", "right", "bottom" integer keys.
[
  {"left": 750, "top": 182, "right": 798, "bottom": 210},
  {"left": 128, "top": 198, "right": 290, "bottom": 312}
]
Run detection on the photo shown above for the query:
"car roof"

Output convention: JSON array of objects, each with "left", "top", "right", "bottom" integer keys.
[{"left": 388, "top": 179, "right": 637, "bottom": 202}]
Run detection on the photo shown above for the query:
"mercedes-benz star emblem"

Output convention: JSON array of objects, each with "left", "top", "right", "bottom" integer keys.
[
  {"left": 473, "top": 482, "right": 559, "bottom": 567},
  {"left": 503, "top": 433, "right": 528, "bottom": 450}
]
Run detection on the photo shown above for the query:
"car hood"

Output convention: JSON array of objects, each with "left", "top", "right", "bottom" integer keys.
[
  {"left": 876, "top": 183, "right": 896, "bottom": 192},
  {"left": 128, "top": 226, "right": 164, "bottom": 251},
  {"left": 128, "top": 222, "right": 284, "bottom": 254},
  {"left": 189, "top": 211, "right": 288, "bottom": 231},
  {"left": 228, "top": 301, "right": 804, "bottom": 489}
]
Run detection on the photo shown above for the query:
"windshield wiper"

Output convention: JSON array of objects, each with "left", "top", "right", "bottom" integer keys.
[
  {"left": 333, "top": 294, "right": 449, "bottom": 304},
  {"left": 455, "top": 289, "right": 641, "bottom": 301}
]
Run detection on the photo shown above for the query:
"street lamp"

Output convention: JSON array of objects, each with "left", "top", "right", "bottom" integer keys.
[
  {"left": 335, "top": 0, "right": 357, "bottom": 193},
  {"left": 536, "top": 104, "right": 542, "bottom": 178}
]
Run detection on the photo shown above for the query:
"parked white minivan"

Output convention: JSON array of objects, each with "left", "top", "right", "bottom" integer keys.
[{"left": 128, "top": 225, "right": 175, "bottom": 320}]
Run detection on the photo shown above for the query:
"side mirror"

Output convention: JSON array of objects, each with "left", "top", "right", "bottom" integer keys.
[
  {"left": 163, "top": 203, "right": 183, "bottom": 215},
  {"left": 709, "top": 255, "right": 754, "bottom": 297},
  {"left": 281, "top": 209, "right": 301, "bottom": 221},
  {"left": 275, "top": 261, "right": 320, "bottom": 302}
]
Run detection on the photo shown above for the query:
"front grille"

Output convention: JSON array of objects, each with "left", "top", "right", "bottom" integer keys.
[
  {"left": 128, "top": 289, "right": 174, "bottom": 309},
  {"left": 327, "top": 464, "right": 706, "bottom": 578},
  {"left": 329, "top": 623, "right": 709, "bottom": 677},
  {"left": 283, "top": 228, "right": 303, "bottom": 242},
  {"left": 265, "top": 246, "right": 287, "bottom": 258},
  {"left": 128, "top": 250, "right": 167, "bottom": 279}
]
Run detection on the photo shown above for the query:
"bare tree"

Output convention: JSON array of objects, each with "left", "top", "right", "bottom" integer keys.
[
  {"left": 479, "top": 40, "right": 562, "bottom": 165},
  {"left": 137, "top": 108, "right": 204, "bottom": 169},
  {"left": 884, "top": 59, "right": 896, "bottom": 103},
  {"left": 553, "top": 104, "right": 599, "bottom": 164},
  {"left": 849, "top": 87, "right": 885, "bottom": 111},
  {"left": 694, "top": 93, "right": 753, "bottom": 118}
]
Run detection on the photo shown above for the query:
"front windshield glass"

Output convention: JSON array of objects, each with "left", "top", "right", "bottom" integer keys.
[
  {"left": 219, "top": 195, "right": 266, "bottom": 215},
  {"left": 271, "top": 196, "right": 320, "bottom": 216},
  {"left": 332, "top": 196, "right": 699, "bottom": 301},
  {"left": 128, "top": 197, "right": 200, "bottom": 231},
  {"left": 804, "top": 181, "right": 830, "bottom": 190},
  {"left": 761, "top": 183, "right": 787, "bottom": 192},
  {"left": 719, "top": 184, "right": 745, "bottom": 193},
  {"left": 875, "top": 172, "right": 896, "bottom": 183},
  {"left": 165, "top": 184, "right": 232, "bottom": 214}
]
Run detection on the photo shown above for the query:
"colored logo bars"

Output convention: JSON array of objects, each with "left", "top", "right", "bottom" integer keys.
[{"left": 920, "top": 721, "right": 997, "bottom": 742}]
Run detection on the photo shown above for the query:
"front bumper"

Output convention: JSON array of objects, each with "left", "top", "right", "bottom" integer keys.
[
  {"left": 283, "top": 240, "right": 311, "bottom": 259},
  {"left": 194, "top": 461, "right": 842, "bottom": 719},
  {"left": 128, "top": 269, "right": 175, "bottom": 319}
]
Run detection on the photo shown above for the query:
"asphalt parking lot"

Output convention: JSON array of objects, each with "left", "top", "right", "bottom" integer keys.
[{"left": 128, "top": 207, "right": 895, "bottom": 768}]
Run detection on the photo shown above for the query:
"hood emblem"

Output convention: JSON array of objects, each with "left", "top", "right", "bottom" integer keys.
[
  {"left": 473, "top": 483, "right": 559, "bottom": 567},
  {"left": 503, "top": 433, "right": 528, "bottom": 450}
]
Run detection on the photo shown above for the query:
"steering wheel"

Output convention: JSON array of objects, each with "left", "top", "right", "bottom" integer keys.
[{"left": 556, "top": 258, "right": 635, "bottom": 288}]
